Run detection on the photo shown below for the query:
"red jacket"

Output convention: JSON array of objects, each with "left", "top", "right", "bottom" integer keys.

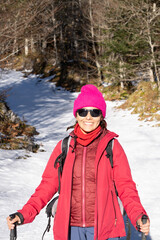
[
  {"left": 18, "top": 130, "right": 147, "bottom": 240},
  {"left": 70, "top": 130, "right": 103, "bottom": 227}
]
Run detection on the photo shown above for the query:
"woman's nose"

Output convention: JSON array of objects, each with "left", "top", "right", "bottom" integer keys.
[{"left": 86, "top": 112, "right": 92, "bottom": 119}]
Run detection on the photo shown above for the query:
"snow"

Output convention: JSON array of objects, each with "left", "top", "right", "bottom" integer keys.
[{"left": 0, "top": 69, "right": 160, "bottom": 239}]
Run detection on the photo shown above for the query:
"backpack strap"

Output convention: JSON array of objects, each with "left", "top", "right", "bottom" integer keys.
[
  {"left": 61, "top": 136, "right": 71, "bottom": 163},
  {"left": 106, "top": 139, "right": 119, "bottom": 195},
  {"left": 105, "top": 139, "right": 114, "bottom": 168},
  {"left": 106, "top": 138, "right": 126, "bottom": 217},
  {"left": 54, "top": 135, "right": 71, "bottom": 194}
]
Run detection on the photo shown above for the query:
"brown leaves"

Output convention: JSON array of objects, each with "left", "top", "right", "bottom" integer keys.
[{"left": 0, "top": 102, "right": 39, "bottom": 152}]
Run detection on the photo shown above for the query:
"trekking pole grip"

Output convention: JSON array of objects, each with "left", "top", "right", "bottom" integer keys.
[
  {"left": 9, "top": 214, "right": 17, "bottom": 240},
  {"left": 141, "top": 215, "right": 148, "bottom": 240}
]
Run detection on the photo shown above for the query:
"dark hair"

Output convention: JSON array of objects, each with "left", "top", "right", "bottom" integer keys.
[
  {"left": 100, "top": 119, "right": 107, "bottom": 129},
  {"left": 66, "top": 122, "right": 77, "bottom": 131}
]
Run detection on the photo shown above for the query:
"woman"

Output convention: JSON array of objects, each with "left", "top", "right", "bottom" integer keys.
[{"left": 7, "top": 84, "right": 150, "bottom": 240}]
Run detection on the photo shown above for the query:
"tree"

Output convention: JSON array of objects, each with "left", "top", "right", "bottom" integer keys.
[{"left": 99, "top": 0, "right": 160, "bottom": 89}]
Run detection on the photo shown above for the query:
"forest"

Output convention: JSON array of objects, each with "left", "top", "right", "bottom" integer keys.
[
  {"left": 0, "top": 0, "right": 160, "bottom": 86},
  {"left": 0, "top": 0, "right": 160, "bottom": 151}
]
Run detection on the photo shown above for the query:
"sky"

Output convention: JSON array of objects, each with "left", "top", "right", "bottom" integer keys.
[{"left": 0, "top": 69, "right": 160, "bottom": 240}]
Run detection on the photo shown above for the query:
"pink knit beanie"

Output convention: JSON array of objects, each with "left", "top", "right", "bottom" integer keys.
[{"left": 73, "top": 84, "right": 106, "bottom": 118}]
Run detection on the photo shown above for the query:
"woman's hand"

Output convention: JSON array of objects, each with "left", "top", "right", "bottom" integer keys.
[
  {"left": 6, "top": 215, "right": 21, "bottom": 230},
  {"left": 137, "top": 217, "right": 150, "bottom": 236}
]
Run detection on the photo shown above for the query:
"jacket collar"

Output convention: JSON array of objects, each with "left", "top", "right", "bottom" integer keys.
[{"left": 69, "top": 128, "right": 118, "bottom": 155}]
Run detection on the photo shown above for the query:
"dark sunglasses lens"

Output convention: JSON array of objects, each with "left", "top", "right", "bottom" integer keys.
[
  {"left": 90, "top": 109, "right": 101, "bottom": 117},
  {"left": 77, "top": 109, "right": 88, "bottom": 117},
  {"left": 77, "top": 109, "right": 101, "bottom": 117}
]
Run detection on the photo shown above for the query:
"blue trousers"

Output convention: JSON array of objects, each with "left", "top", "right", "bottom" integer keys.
[{"left": 68, "top": 226, "right": 120, "bottom": 240}]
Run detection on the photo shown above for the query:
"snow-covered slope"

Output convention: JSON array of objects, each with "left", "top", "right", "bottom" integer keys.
[{"left": 0, "top": 70, "right": 160, "bottom": 239}]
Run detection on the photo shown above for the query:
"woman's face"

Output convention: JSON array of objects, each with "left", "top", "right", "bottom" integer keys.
[{"left": 76, "top": 107, "right": 102, "bottom": 134}]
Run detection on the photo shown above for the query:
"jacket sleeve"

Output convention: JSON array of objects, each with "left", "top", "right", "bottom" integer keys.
[
  {"left": 112, "top": 139, "right": 148, "bottom": 228},
  {"left": 17, "top": 140, "right": 62, "bottom": 224}
]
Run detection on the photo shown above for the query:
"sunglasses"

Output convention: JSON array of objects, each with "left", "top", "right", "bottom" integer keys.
[{"left": 77, "top": 109, "right": 102, "bottom": 117}]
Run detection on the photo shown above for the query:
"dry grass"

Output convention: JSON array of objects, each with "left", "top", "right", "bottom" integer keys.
[
  {"left": 118, "top": 81, "right": 160, "bottom": 124},
  {"left": 101, "top": 83, "right": 133, "bottom": 101}
]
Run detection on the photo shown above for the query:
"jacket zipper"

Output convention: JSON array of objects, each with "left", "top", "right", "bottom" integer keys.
[
  {"left": 95, "top": 165, "right": 99, "bottom": 240},
  {"left": 82, "top": 146, "right": 86, "bottom": 227},
  {"left": 111, "top": 190, "right": 117, "bottom": 226},
  {"left": 67, "top": 146, "right": 76, "bottom": 239}
]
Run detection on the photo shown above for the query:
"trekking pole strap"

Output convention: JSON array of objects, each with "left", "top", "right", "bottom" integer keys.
[
  {"left": 58, "top": 167, "right": 61, "bottom": 194},
  {"left": 42, "top": 217, "right": 51, "bottom": 240}
]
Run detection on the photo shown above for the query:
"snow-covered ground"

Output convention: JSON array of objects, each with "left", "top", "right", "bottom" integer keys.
[{"left": 0, "top": 69, "right": 160, "bottom": 239}]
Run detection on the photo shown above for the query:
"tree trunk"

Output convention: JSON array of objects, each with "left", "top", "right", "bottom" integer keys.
[
  {"left": 42, "top": 40, "right": 47, "bottom": 52},
  {"left": 25, "top": 38, "right": 29, "bottom": 56},
  {"left": 85, "top": 44, "right": 89, "bottom": 81},
  {"left": 31, "top": 37, "right": 35, "bottom": 53},
  {"left": 149, "top": 35, "right": 160, "bottom": 89},
  {"left": 89, "top": 0, "right": 102, "bottom": 83},
  {"left": 119, "top": 61, "right": 125, "bottom": 89},
  {"left": 149, "top": 68, "right": 154, "bottom": 83},
  {"left": 13, "top": 21, "right": 18, "bottom": 55},
  {"left": 147, "top": 3, "right": 160, "bottom": 90},
  {"left": 54, "top": 34, "right": 58, "bottom": 64}
]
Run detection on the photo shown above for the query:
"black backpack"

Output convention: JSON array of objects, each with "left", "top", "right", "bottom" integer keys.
[{"left": 42, "top": 136, "right": 126, "bottom": 240}]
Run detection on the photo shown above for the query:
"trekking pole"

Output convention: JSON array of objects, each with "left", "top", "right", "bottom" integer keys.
[
  {"left": 9, "top": 214, "right": 17, "bottom": 240},
  {"left": 141, "top": 215, "right": 148, "bottom": 240}
]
